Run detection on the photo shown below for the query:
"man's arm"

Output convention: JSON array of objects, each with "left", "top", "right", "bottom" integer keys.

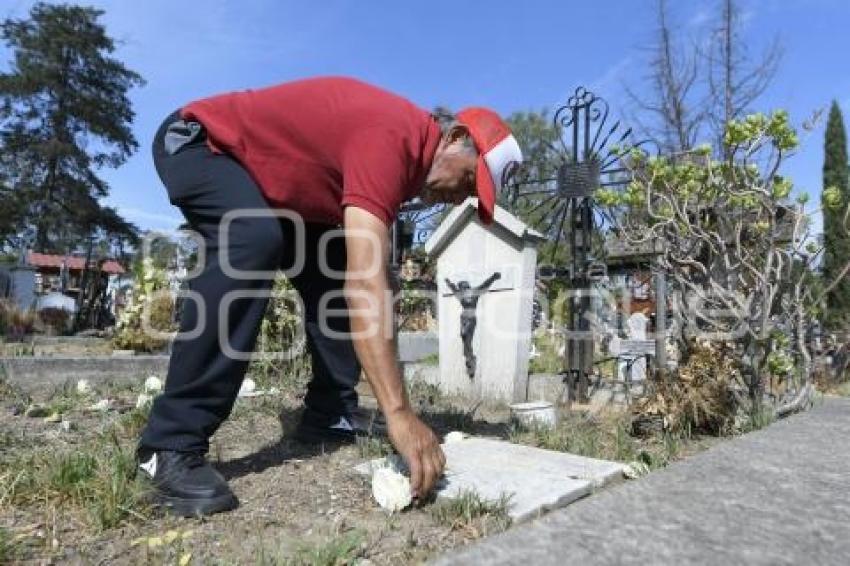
[{"left": 342, "top": 206, "right": 445, "bottom": 498}]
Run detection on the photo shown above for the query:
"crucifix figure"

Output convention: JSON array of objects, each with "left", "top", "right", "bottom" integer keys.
[{"left": 445, "top": 271, "right": 501, "bottom": 378}]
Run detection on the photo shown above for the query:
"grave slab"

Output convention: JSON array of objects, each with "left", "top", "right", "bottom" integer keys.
[{"left": 355, "top": 437, "right": 625, "bottom": 522}]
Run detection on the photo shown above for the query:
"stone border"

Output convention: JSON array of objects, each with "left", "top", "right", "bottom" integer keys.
[
  {"left": 397, "top": 331, "right": 437, "bottom": 362},
  {"left": 1, "top": 355, "right": 170, "bottom": 390}
]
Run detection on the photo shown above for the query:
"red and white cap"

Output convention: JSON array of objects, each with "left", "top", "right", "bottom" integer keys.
[{"left": 456, "top": 107, "right": 523, "bottom": 224}]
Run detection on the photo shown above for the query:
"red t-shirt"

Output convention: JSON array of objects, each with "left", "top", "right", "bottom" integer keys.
[{"left": 180, "top": 76, "right": 441, "bottom": 226}]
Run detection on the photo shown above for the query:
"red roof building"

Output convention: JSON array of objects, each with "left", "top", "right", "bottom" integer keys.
[{"left": 27, "top": 252, "right": 125, "bottom": 275}]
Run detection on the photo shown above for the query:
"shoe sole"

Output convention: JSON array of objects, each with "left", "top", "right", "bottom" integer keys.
[{"left": 153, "top": 492, "right": 239, "bottom": 517}]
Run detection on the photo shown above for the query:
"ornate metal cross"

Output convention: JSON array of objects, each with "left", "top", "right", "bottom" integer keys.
[{"left": 508, "top": 87, "right": 653, "bottom": 402}]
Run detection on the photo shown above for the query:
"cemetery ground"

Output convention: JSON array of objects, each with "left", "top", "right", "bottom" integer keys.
[{"left": 0, "top": 349, "right": 734, "bottom": 565}]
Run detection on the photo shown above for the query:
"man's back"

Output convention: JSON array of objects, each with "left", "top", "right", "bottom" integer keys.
[{"left": 182, "top": 76, "right": 441, "bottom": 225}]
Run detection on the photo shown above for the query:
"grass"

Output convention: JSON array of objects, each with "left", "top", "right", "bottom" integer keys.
[
  {"left": 356, "top": 435, "right": 394, "bottom": 460},
  {"left": 528, "top": 331, "right": 564, "bottom": 374},
  {"left": 254, "top": 529, "right": 366, "bottom": 565},
  {"left": 408, "top": 381, "right": 442, "bottom": 407},
  {"left": 0, "top": 526, "right": 17, "bottom": 563},
  {"left": 44, "top": 390, "right": 84, "bottom": 416},
  {"left": 424, "top": 403, "right": 480, "bottom": 433},
  {"left": 823, "top": 380, "right": 850, "bottom": 397},
  {"left": 0, "top": 342, "right": 35, "bottom": 357},
  {"left": 508, "top": 410, "right": 684, "bottom": 470},
  {"left": 430, "top": 489, "right": 512, "bottom": 537},
  {"left": 115, "top": 404, "right": 152, "bottom": 438},
  {"left": 0, "top": 377, "right": 31, "bottom": 414},
  {"left": 0, "top": 427, "right": 149, "bottom": 531},
  {"left": 739, "top": 404, "right": 776, "bottom": 433}
]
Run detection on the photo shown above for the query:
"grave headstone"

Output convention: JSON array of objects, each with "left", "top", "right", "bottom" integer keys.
[
  {"left": 424, "top": 199, "right": 545, "bottom": 402},
  {"left": 9, "top": 266, "right": 36, "bottom": 311},
  {"left": 617, "top": 312, "right": 649, "bottom": 382}
]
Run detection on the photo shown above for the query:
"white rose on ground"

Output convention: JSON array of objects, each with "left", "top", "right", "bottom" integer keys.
[
  {"left": 371, "top": 466, "right": 412, "bottom": 513},
  {"left": 76, "top": 380, "right": 91, "bottom": 394},
  {"left": 238, "top": 378, "right": 257, "bottom": 397},
  {"left": 444, "top": 431, "right": 466, "bottom": 444},
  {"left": 144, "top": 376, "right": 163, "bottom": 393},
  {"left": 136, "top": 393, "right": 153, "bottom": 409},
  {"left": 91, "top": 399, "right": 112, "bottom": 411}
]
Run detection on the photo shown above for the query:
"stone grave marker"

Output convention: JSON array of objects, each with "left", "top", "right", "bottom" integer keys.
[
  {"left": 355, "top": 437, "right": 626, "bottom": 522},
  {"left": 424, "top": 199, "right": 545, "bottom": 402},
  {"left": 617, "top": 312, "right": 649, "bottom": 382}
]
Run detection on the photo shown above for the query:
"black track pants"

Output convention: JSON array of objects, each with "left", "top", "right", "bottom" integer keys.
[{"left": 140, "top": 112, "right": 360, "bottom": 453}]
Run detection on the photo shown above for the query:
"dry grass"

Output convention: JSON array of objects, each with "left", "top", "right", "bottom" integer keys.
[
  {"left": 429, "top": 489, "right": 512, "bottom": 539},
  {"left": 508, "top": 410, "right": 682, "bottom": 469},
  {"left": 284, "top": 529, "right": 366, "bottom": 566},
  {"left": 356, "top": 435, "right": 394, "bottom": 461},
  {"left": 0, "top": 428, "right": 149, "bottom": 531},
  {"left": 832, "top": 381, "right": 850, "bottom": 397},
  {"left": 632, "top": 342, "right": 741, "bottom": 436}
]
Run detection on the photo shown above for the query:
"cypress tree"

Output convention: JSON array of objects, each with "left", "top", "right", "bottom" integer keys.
[{"left": 822, "top": 101, "right": 850, "bottom": 329}]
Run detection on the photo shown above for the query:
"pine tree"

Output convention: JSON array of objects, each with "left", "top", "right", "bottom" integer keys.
[
  {"left": 822, "top": 100, "right": 850, "bottom": 329},
  {"left": 0, "top": 3, "right": 143, "bottom": 253}
]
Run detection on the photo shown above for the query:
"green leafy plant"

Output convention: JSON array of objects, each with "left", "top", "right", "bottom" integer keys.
[
  {"left": 597, "top": 110, "right": 848, "bottom": 410},
  {"left": 249, "top": 275, "right": 311, "bottom": 391},
  {"left": 112, "top": 257, "right": 175, "bottom": 352}
]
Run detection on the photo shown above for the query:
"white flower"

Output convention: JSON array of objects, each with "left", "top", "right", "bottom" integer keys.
[
  {"left": 238, "top": 378, "right": 257, "bottom": 397},
  {"left": 371, "top": 466, "right": 412, "bottom": 513},
  {"left": 444, "top": 431, "right": 466, "bottom": 444},
  {"left": 144, "top": 376, "right": 163, "bottom": 393},
  {"left": 91, "top": 399, "right": 112, "bottom": 411},
  {"left": 136, "top": 393, "right": 153, "bottom": 409},
  {"left": 623, "top": 461, "right": 651, "bottom": 479},
  {"left": 76, "top": 379, "right": 91, "bottom": 394}
]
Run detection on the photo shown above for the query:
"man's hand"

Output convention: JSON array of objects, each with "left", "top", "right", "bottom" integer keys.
[{"left": 386, "top": 409, "right": 446, "bottom": 499}]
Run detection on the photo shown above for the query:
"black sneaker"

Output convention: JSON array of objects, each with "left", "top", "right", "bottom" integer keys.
[
  {"left": 136, "top": 448, "right": 238, "bottom": 517},
  {"left": 294, "top": 406, "right": 387, "bottom": 444}
]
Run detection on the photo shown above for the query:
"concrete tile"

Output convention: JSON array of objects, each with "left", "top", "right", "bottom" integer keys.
[{"left": 355, "top": 437, "right": 626, "bottom": 522}]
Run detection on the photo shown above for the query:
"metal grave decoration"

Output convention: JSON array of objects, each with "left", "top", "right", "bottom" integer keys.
[
  {"left": 444, "top": 272, "right": 502, "bottom": 378},
  {"left": 507, "top": 86, "right": 655, "bottom": 403}
]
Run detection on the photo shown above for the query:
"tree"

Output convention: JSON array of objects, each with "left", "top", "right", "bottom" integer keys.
[
  {"left": 0, "top": 3, "right": 144, "bottom": 253},
  {"left": 597, "top": 111, "right": 849, "bottom": 412},
  {"left": 503, "top": 109, "right": 567, "bottom": 261},
  {"left": 625, "top": 0, "right": 704, "bottom": 154},
  {"left": 706, "top": 0, "right": 782, "bottom": 158},
  {"left": 627, "top": 0, "right": 782, "bottom": 159},
  {"left": 821, "top": 101, "right": 850, "bottom": 329}
]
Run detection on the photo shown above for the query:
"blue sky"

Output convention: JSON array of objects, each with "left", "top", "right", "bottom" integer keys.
[{"left": 2, "top": 0, "right": 849, "bottom": 233}]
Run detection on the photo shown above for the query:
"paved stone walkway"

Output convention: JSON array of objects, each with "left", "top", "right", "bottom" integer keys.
[{"left": 435, "top": 397, "right": 850, "bottom": 566}]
